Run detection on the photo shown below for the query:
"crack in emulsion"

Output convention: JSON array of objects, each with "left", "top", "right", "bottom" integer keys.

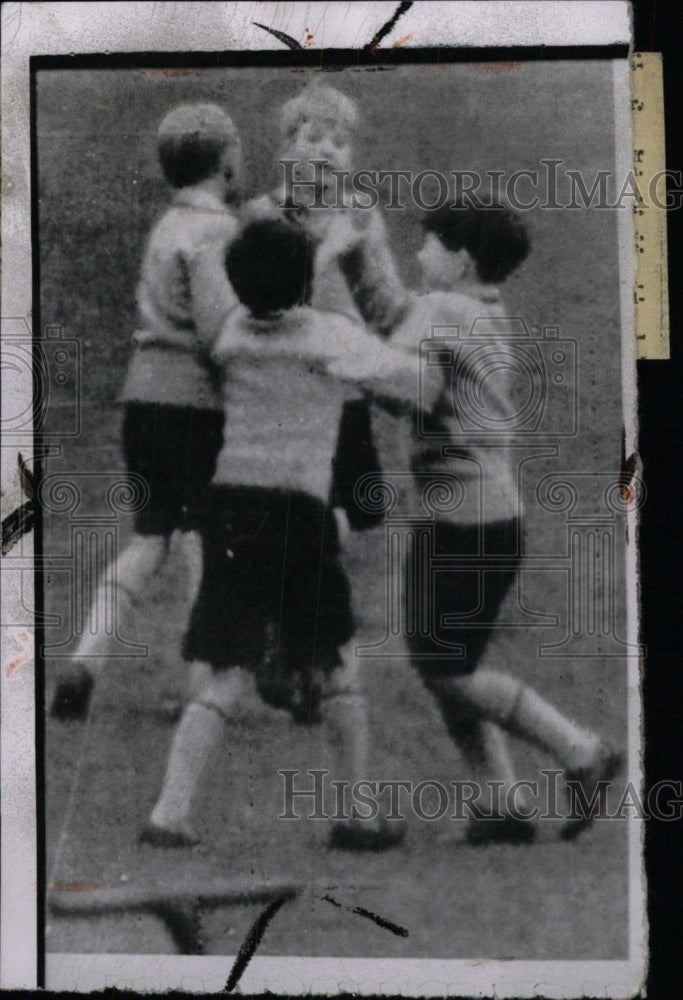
[
  {"left": 253, "top": 1, "right": 415, "bottom": 54},
  {"left": 364, "top": 1, "right": 415, "bottom": 51},
  {"left": 225, "top": 894, "right": 291, "bottom": 992},
  {"left": 252, "top": 22, "right": 303, "bottom": 51},
  {"left": 322, "top": 893, "right": 410, "bottom": 937}
]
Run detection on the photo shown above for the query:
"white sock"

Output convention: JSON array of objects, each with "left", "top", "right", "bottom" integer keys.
[
  {"left": 324, "top": 691, "right": 370, "bottom": 792},
  {"left": 74, "top": 534, "right": 168, "bottom": 668},
  {"left": 179, "top": 531, "right": 203, "bottom": 608},
  {"left": 451, "top": 669, "right": 600, "bottom": 772},
  {"left": 150, "top": 701, "right": 225, "bottom": 830},
  {"left": 74, "top": 580, "right": 137, "bottom": 669}
]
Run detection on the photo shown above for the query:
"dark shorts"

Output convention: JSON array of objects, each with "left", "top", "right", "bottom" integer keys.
[
  {"left": 122, "top": 402, "right": 225, "bottom": 536},
  {"left": 184, "top": 487, "right": 354, "bottom": 720},
  {"left": 330, "top": 399, "right": 384, "bottom": 531},
  {"left": 406, "top": 518, "right": 521, "bottom": 677}
]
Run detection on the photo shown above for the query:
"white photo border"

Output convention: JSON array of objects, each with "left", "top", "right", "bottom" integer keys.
[{"left": 1, "top": 2, "right": 642, "bottom": 995}]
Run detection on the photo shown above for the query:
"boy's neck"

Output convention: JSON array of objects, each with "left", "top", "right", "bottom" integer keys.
[{"left": 189, "top": 174, "right": 227, "bottom": 204}]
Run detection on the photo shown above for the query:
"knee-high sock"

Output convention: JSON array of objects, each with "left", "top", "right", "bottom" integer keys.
[
  {"left": 75, "top": 533, "right": 169, "bottom": 667},
  {"left": 322, "top": 642, "right": 370, "bottom": 817},
  {"left": 450, "top": 669, "right": 600, "bottom": 773},
  {"left": 179, "top": 530, "right": 203, "bottom": 609},
  {"left": 427, "top": 681, "right": 520, "bottom": 812},
  {"left": 324, "top": 691, "right": 370, "bottom": 793},
  {"left": 150, "top": 666, "right": 252, "bottom": 830},
  {"left": 150, "top": 701, "right": 225, "bottom": 830}
]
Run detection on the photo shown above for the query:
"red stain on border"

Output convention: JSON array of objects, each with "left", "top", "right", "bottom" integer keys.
[
  {"left": 6, "top": 654, "right": 28, "bottom": 678},
  {"left": 471, "top": 61, "right": 521, "bottom": 74},
  {"left": 392, "top": 32, "right": 414, "bottom": 47},
  {"left": 5, "top": 629, "right": 31, "bottom": 677},
  {"left": 48, "top": 880, "right": 98, "bottom": 893}
]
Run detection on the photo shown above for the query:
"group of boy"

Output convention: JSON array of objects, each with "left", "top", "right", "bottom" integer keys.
[{"left": 52, "top": 85, "right": 621, "bottom": 851}]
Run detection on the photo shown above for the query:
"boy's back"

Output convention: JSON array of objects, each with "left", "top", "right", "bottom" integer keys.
[
  {"left": 213, "top": 303, "right": 375, "bottom": 503},
  {"left": 122, "top": 188, "right": 239, "bottom": 410}
]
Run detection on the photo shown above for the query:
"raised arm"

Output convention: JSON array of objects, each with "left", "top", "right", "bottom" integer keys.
[{"left": 336, "top": 209, "right": 411, "bottom": 337}]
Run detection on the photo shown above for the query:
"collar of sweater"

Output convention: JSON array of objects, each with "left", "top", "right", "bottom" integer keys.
[
  {"left": 243, "top": 306, "right": 312, "bottom": 335},
  {"left": 173, "top": 187, "right": 229, "bottom": 214}
]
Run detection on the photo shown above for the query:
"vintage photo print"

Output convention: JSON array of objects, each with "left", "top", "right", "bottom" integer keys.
[{"left": 2, "top": 2, "right": 647, "bottom": 996}]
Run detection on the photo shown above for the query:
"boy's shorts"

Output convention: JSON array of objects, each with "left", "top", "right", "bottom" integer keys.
[
  {"left": 330, "top": 399, "right": 384, "bottom": 531},
  {"left": 406, "top": 518, "right": 520, "bottom": 677},
  {"left": 122, "top": 402, "right": 225, "bottom": 536},
  {"left": 184, "top": 486, "right": 354, "bottom": 722}
]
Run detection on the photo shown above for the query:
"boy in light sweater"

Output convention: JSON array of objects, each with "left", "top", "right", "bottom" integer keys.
[
  {"left": 51, "top": 104, "right": 243, "bottom": 721},
  {"left": 142, "top": 219, "right": 417, "bottom": 848}
]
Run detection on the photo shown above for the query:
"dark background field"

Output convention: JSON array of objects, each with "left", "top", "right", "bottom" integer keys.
[{"left": 39, "top": 60, "right": 631, "bottom": 960}]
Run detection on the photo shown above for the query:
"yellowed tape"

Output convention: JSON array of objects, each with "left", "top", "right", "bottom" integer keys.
[{"left": 632, "top": 52, "right": 670, "bottom": 360}]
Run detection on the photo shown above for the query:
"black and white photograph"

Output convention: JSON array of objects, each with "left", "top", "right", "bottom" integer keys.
[{"left": 1, "top": 2, "right": 654, "bottom": 996}]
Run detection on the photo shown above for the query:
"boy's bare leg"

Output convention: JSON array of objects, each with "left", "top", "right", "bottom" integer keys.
[
  {"left": 142, "top": 666, "right": 253, "bottom": 847},
  {"left": 51, "top": 534, "right": 170, "bottom": 720}
]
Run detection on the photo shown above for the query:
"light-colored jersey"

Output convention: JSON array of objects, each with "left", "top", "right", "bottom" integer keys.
[
  {"left": 386, "top": 289, "right": 521, "bottom": 526},
  {"left": 121, "top": 187, "right": 239, "bottom": 409},
  {"left": 212, "top": 304, "right": 417, "bottom": 503}
]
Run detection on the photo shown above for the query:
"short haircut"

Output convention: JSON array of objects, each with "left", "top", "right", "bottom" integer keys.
[
  {"left": 423, "top": 203, "right": 530, "bottom": 283},
  {"left": 279, "top": 84, "right": 359, "bottom": 142},
  {"left": 157, "top": 103, "right": 239, "bottom": 188},
  {"left": 225, "top": 219, "right": 314, "bottom": 317}
]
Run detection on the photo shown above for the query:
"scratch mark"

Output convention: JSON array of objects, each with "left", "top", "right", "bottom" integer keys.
[
  {"left": 2, "top": 500, "right": 35, "bottom": 555},
  {"left": 321, "top": 894, "right": 409, "bottom": 937},
  {"left": 224, "top": 894, "right": 290, "bottom": 991},
  {"left": 18, "top": 452, "right": 35, "bottom": 500},
  {"left": 364, "top": 1, "right": 414, "bottom": 52},
  {"left": 252, "top": 22, "right": 304, "bottom": 50},
  {"left": 3, "top": 453, "right": 36, "bottom": 555}
]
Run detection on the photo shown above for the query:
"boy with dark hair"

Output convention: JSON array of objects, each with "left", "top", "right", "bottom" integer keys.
[
  {"left": 51, "top": 104, "right": 242, "bottom": 720},
  {"left": 422, "top": 202, "right": 530, "bottom": 285},
  {"left": 142, "top": 218, "right": 417, "bottom": 848},
  {"left": 331, "top": 203, "right": 621, "bottom": 843}
]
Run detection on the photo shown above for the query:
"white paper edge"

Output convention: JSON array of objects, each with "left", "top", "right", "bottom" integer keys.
[{"left": 1, "top": 2, "right": 642, "bottom": 994}]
